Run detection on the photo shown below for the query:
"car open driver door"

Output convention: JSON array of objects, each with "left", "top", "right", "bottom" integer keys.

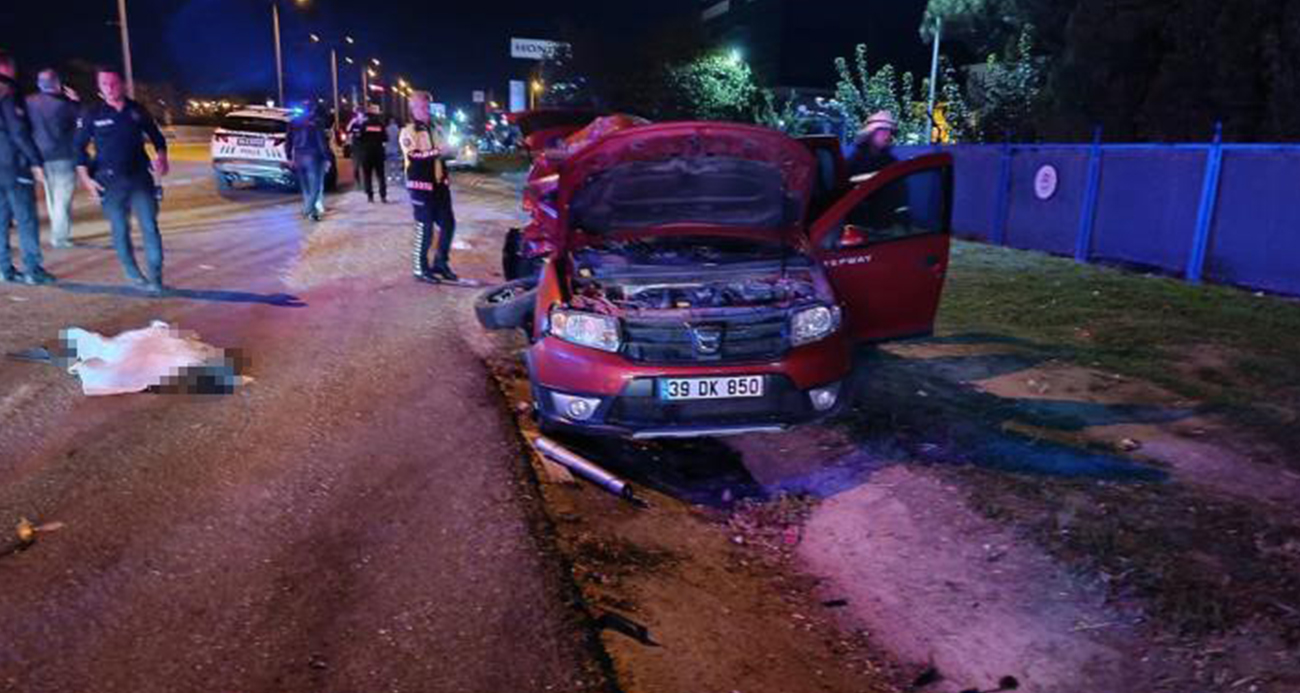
[{"left": 808, "top": 153, "right": 954, "bottom": 343}]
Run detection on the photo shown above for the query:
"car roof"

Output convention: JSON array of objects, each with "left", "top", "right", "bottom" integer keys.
[{"left": 225, "top": 107, "right": 292, "bottom": 121}]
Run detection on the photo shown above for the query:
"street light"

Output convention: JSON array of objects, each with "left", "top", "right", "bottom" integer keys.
[
  {"left": 309, "top": 33, "right": 344, "bottom": 131},
  {"left": 270, "top": 0, "right": 309, "bottom": 106},
  {"left": 116, "top": 0, "right": 135, "bottom": 98}
]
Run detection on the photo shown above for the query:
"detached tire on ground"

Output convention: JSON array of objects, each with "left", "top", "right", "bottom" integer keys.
[
  {"left": 474, "top": 279, "right": 537, "bottom": 331},
  {"left": 501, "top": 228, "right": 544, "bottom": 282}
]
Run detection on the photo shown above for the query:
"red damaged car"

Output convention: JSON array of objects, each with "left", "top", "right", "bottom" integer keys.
[{"left": 478, "top": 116, "right": 953, "bottom": 439}]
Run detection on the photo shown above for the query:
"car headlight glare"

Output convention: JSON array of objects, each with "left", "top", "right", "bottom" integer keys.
[
  {"left": 550, "top": 310, "right": 622, "bottom": 353},
  {"left": 791, "top": 305, "right": 842, "bottom": 346}
]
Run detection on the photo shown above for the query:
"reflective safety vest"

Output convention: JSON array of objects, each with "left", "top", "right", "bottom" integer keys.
[{"left": 399, "top": 121, "right": 448, "bottom": 192}]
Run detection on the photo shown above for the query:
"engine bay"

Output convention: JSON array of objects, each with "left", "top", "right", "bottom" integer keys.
[{"left": 567, "top": 240, "right": 825, "bottom": 314}]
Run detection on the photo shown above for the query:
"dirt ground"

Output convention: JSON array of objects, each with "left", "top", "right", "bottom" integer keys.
[
  {"left": 460, "top": 189, "right": 1300, "bottom": 692},
  {"left": 474, "top": 329, "right": 1299, "bottom": 693},
  {"left": 472, "top": 355, "right": 914, "bottom": 693}
]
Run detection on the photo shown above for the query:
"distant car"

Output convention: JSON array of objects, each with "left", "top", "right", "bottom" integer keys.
[
  {"left": 442, "top": 127, "right": 479, "bottom": 169},
  {"left": 211, "top": 106, "right": 338, "bottom": 192}
]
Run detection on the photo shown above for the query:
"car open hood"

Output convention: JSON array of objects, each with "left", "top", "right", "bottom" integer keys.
[
  {"left": 557, "top": 122, "right": 815, "bottom": 247},
  {"left": 508, "top": 109, "right": 603, "bottom": 151}
]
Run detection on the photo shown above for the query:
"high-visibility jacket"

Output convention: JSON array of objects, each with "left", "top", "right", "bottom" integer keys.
[{"left": 398, "top": 121, "right": 448, "bottom": 193}]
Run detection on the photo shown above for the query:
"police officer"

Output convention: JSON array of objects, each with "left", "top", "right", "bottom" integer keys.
[
  {"left": 356, "top": 104, "right": 388, "bottom": 203},
  {"left": 0, "top": 50, "right": 55, "bottom": 285},
  {"left": 400, "top": 91, "right": 456, "bottom": 283},
  {"left": 347, "top": 110, "right": 365, "bottom": 188},
  {"left": 74, "top": 66, "right": 170, "bottom": 293}
]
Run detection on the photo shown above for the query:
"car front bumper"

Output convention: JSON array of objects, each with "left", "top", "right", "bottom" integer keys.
[
  {"left": 213, "top": 159, "right": 296, "bottom": 185},
  {"left": 527, "top": 335, "right": 853, "bottom": 439}
]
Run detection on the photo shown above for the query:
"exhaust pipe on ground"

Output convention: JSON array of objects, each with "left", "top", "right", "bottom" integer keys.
[{"left": 533, "top": 436, "right": 647, "bottom": 507}]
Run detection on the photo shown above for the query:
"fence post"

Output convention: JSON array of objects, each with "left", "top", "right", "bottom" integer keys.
[
  {"left": 991, "top": 134, "right": 1012, "bottom": 245},
  {"left": 1187, "top": 122, "right": 1224, "bottom": 284},
  {"left": 1073, "top": 126, "right": 1104, "bottom": 263}
]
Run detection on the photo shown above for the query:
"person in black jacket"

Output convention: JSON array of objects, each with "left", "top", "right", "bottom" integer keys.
[
  {"left": 0, "top": 50, "right": 55, "bottom": 285},
  {"left": 26, "top": 68, "right": 80, "bottom": 248},
  {"left": 355, "top": 105, "right": 388, "bottom": 203},
  {"left": 289, "top": 104, "right": 332, "bottom": 221},
  {"left": 74, "top": 66, "right": 170, "bottom": 293}
]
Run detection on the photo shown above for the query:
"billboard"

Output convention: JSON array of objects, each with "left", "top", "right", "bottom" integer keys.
[
  {"left": 509, "top": 80, "right": 526, "bottom": 113},
  {"left": 510, "top": 37, "right": 568, "bottom": 60}
]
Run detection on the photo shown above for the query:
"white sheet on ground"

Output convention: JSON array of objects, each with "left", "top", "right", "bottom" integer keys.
[{"left": 62, "top": 321, "right": 236, "bottom": 396}]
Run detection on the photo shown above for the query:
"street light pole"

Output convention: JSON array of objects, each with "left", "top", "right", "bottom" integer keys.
[
  {"left": 116, "top": 0, "right": 135, "bottom": 98},
  {"left": 272, "top": 2, "right": 284, "bottom": 106},
  {"left": 926, "top": 16, "right": 943, "bottom": 145},
  {"left": 330, "top": 48, "right": 339, "bottom": 130}
]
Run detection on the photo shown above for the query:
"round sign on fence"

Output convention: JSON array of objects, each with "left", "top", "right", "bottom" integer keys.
[{"left": 1034, "top": 164, "right": 1059, "bottom": 200}]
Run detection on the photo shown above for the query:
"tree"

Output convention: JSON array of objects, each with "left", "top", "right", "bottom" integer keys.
[
  {"left": 974, "top": 25, "right": 1045, "bottom": 140},
  {"left": 664, "top": 51, "right": 759, "bottom": 122},
  {"left": 831, "top": 45, "right": 929, "bottom": 144}
]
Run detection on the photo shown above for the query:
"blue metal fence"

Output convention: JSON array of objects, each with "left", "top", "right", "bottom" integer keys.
[{"left": 897, "top": 137, "right": 1300, "bottom": 296}]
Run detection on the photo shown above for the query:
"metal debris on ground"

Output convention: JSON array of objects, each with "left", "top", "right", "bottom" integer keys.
[
  {"left": 1, "top": 518, "right": 65, "bottom": 558},
  {"left": 5, "top": 347, "right": 55, "bottom": 364},
  {"left": 595, "top": 611, "right": 659, "bottom": 646},
  {"left": 910, "top": 666, "right": 942, "bottom": 689},
  {"left": 533, "top": 436, "right": 648, "bottom": 507}
]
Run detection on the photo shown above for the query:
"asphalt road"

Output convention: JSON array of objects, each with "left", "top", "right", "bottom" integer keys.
[{"left": 0, "top": 155, "right": 604, "bottom": 692}]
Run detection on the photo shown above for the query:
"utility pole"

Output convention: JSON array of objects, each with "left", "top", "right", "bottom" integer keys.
[
  {"left": 927, "top": 16, "right": 943, "bottom": 145},
  {"left": 330, "top": 48, "right": 339, "bottom": 130},
  {"left": 116, "top": 0, "right": 135, "bottom": 98},
  {"left": 272, "top": 2, "right": 284, "bottom": 106}
]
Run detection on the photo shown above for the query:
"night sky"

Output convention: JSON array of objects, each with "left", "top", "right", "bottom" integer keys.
[{"left": 2, "top": 1, "right": 931, "bottom": 112}]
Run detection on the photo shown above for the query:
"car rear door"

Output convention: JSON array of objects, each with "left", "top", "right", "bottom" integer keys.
[{"left": 808, "top": 154, "right": 953, "bottom": 343}]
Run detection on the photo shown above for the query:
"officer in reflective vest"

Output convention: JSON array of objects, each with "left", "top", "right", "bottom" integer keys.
[{"left": 400, "top": 91, "right": 457, "bottom": 283}]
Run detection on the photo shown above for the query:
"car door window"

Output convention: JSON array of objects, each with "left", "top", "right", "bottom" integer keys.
[{"left": 825, "top": 168, "right": 948, "bottom": 249}]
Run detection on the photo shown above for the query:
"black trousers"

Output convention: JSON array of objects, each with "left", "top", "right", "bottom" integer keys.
[
  {"left": 411, "top": 187, "right": 456, "bottom": 274},
  {"left": 359, "top": 151, "right": 386, "bottom": 201}
]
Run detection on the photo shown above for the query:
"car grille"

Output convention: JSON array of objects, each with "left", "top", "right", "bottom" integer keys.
[{"left": 622, "top": 313, "right": 789, "bottom": 364}]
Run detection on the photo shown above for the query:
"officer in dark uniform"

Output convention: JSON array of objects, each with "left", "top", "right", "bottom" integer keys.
[
  {"left": 399, "top": 91, "right": 457, "bottom": 283},
  {"left": 346, "top": 110, "right": 365, "bottom": 188},
  {"left": 74, "top": 66, "right": 169, "bottom": 293},
  {"left": 0, "top": 50, "right": 55, "bottom": 285},
  {"left": 356, "top": 105, "right": 388, "bottom": 203}
]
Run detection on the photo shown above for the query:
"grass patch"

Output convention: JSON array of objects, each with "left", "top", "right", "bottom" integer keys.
[
  {"left": 940, "top": 241, "right": 1300, "bottom": 455},
  {"left": 946, "top": 465, "right": 1300, "bottom": 640}
]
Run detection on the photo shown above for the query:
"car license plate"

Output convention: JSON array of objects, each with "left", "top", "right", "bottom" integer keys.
[
  {"left": 237, "top": 136, "right": 265, "bottom": 148},
  {"left": 658, "top": 376, "right": 764, "bottom": 401}
]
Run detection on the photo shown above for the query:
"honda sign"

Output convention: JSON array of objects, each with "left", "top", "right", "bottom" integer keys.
[{"left": 511, "top": 38, "right": 567, "bottom": 60}]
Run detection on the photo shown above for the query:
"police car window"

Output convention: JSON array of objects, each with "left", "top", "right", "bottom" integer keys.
[
  {"left": 828, "top": 168, "right": 946, "bottom": 248},
  {"left": 221, "top": 116, "right": 286, "bottom": 134}
]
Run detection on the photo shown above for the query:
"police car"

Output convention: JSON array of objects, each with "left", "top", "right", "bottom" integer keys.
[{"left": 210, "top": 106, "right": 337, "bottom": 192}]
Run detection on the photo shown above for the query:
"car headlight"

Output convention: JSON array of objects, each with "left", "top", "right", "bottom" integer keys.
[
  {"left": 791, "top": 305, "right": 842, "bottom": 346},
  {"left": 550, "top": 310, "right": 622, "bottom": 353}
]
